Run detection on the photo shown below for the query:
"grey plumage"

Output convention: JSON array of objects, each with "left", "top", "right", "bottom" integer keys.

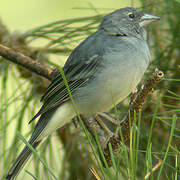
[{"left": 6, "top": 7, "right": 159, "bottom": 179}]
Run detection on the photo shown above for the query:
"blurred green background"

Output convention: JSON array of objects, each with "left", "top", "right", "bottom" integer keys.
[{"left": 0, "top": 0, "right": 140, "bottom": 31}]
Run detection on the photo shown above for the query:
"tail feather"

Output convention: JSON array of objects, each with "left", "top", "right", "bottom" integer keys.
[
  {"left": 6, "top": 109, "right": 57, "bottom": 180},
  {"left": 6, "top": 141, "right": 41, "bottom": 180}
]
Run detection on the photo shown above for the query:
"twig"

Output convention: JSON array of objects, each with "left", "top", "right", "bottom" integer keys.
[
  {"left": 144, "top": 159, "right": 162, "bottom": 179},
  {"left": 0, "top": 44, "right": 59, "bottom": 81}
]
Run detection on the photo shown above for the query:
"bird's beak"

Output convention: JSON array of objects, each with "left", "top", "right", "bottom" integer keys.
[{"left": 139, "top": 13, "right": 160, "bottom": 27}]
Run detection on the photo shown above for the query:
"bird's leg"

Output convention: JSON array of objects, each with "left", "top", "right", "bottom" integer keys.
[
  {"left": 94, "top": 114, "right": 114, "bottom": 137},
  {"left": 93, "top": 114, "right": 116, "bottom": 148},
  {"left": 97, "top": 112, "right": 119, "bottom": 126}
]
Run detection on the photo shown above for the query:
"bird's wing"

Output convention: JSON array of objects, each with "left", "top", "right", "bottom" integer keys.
[{"left": 29, "top": 54, "right": 101, "bottom": 124}]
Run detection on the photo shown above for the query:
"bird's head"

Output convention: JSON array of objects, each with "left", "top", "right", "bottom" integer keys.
[{"left": 100, "top": 7, "right": 160, "bottom": 39}]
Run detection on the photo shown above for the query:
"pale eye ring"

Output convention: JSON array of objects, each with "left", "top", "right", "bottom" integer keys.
[{"left": 128, "top": 13, "right": 135, "bottom": 18}]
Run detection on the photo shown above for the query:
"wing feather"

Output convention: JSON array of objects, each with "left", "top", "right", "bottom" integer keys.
[{"left": 29, "top": 55, "right": 101, "bottom": 124}]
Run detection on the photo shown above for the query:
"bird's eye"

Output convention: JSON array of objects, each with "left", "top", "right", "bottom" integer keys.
[{"left": 128, "top": 13, "right": 135, "bottom": 18}]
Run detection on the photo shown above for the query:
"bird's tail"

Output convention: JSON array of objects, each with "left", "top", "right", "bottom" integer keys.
[{"left": 6, "top": 141, "right": 41, "bottom": 180}]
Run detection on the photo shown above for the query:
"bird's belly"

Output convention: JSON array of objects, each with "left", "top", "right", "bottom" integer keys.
[
  {"left": 74, "top": 38, "right": 150, "bottom": 114},
  {"left": 74, "top": 63, "right": 145, "bottom": 114}
]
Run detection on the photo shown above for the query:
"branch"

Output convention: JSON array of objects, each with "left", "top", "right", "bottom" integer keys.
[{"left": 0, "top": 44, "right": 59, "bottom": 81}]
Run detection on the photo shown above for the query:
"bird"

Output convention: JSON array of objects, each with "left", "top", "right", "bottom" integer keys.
[{"left": 6, "top": 7, "right": 160, "bottom": 179}]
